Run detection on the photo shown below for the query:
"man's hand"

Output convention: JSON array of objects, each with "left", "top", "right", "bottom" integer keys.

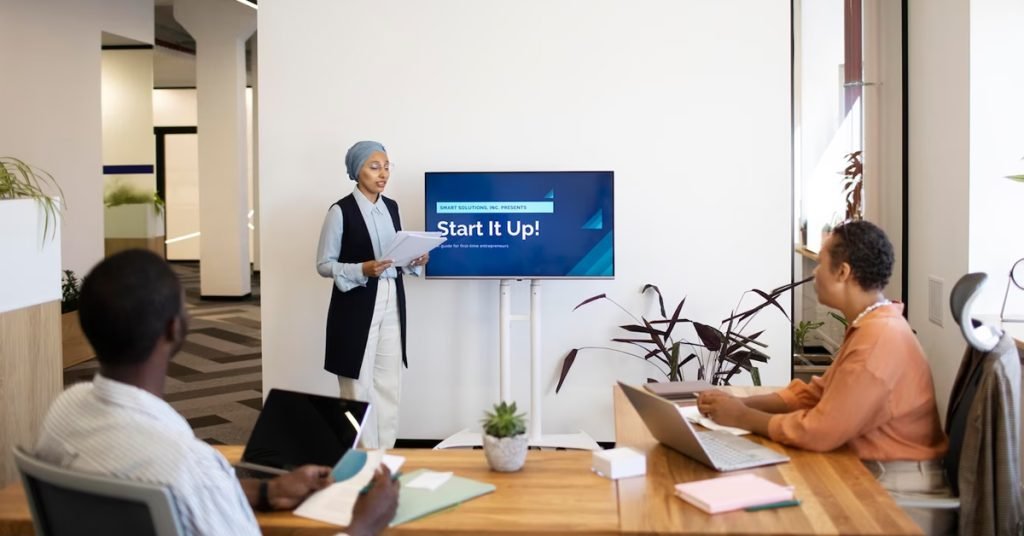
[
  {"left": 362, "top": 260, "right": 393, "bottom": 277},
  {"left": 347, "top": 466, "right": 400, "bottom": 536},
  {"left": 409, "top": 253, "right": 429, "bottom": 268},
  {"left": 267, "top": 465, "right": 332, "bottom": 510}
]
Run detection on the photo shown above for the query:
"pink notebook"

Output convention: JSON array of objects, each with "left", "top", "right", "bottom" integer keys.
[{"left": 674, "top": 474, "right": 794, "bottom": 514}]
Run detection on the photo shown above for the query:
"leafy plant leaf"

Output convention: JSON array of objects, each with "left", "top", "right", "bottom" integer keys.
[
  {"left": 555, "top": 348, "right": 578, "bottom": 393},
  {"left": 642, "top": 284, "right": 666, "bottom": 317},
  {"left": 573, "top": 294, "right": 607, "bottom": 311},
  {"left": 619, "top": 323, "right": 666, "bottom": 337},
  {"left": 643, "top": 318, "right": 672, "bottom": 361},
  {"left": 692, "top": 322, "right": 722, "bottom": 352},
  {"left": 665, "top": 297, "right": 686, "bottom": 339}
]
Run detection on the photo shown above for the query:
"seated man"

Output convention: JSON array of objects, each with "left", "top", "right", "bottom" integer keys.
[
  {"left": 35, "top": 250, "right": 397, "bottom": 536},
  {"left": 698, "top": 220, "right": 952, "bottom": 535}
]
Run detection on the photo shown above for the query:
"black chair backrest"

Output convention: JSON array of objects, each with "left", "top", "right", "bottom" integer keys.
[{"left": 24, "top": 476, "right": 159, "bottom": 536}]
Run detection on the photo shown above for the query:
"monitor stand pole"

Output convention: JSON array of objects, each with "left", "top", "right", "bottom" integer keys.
[{"left": 435, "top": 280, "right": 600, "bottom": 450}]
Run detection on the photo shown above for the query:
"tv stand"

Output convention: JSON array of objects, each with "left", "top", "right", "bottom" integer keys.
[{"left": 435, "top": 279, "right": 600, "bottom": 450}]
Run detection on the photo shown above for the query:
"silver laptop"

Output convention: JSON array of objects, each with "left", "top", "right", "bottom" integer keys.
[{"left": 619, "top": 382, "right": 789, "bottom": 471}]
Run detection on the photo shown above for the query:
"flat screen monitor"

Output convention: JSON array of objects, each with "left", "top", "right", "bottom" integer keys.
[{"left": 424, "top": 171, "right": 614, "bottom": 279}]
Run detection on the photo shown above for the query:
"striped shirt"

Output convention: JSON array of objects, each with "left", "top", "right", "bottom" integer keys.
[{"left": 35, "top": 374, "right": 260, "bottom": 536}]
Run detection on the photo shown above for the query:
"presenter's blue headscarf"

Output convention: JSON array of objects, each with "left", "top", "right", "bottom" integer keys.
[{"left": 345, "top": 141, "right": 387, "bottom": 181}]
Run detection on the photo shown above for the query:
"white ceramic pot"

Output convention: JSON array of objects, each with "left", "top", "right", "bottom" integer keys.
[{"left": 483, "top": 433, "right": 528, "bottom": 472}]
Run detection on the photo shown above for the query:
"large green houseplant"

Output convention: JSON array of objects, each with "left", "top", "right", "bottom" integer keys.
[
  {"left": 556, "top": 277, "right": 812, "bottom": 392},
  {"left": 0, "top": 157, "right": 64, "bottom": 241}
]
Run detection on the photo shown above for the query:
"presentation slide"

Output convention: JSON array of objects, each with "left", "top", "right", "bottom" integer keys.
[{"left": 424, "top": 171, "right": 614, "bottom": 279}]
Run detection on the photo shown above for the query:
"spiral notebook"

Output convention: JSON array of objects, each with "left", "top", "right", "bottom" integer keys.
[{"left": 674, "top": 473, "right": 794, "bottom": 514}]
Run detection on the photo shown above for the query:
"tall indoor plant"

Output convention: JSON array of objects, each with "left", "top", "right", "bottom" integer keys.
[{"left": 556, "top": 277, "right": 812, "bottom": 392}]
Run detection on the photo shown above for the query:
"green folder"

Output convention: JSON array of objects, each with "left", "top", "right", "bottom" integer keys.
[{"left": 390, "top": 469, "right": 497, "bottom": 527}]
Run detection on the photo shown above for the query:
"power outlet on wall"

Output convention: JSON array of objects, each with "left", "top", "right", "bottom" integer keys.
[{"left": 928, "top": 276, "right": 944, "bottom": 326}]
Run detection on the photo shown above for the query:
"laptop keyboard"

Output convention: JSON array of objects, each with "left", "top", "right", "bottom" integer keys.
[{"left": 697, "top": 432, "right": 766, "bottom": 468}]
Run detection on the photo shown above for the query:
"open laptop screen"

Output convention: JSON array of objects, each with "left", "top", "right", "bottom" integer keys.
[{"left": 240, "top": 388, "right": 369, "bottom": 470}]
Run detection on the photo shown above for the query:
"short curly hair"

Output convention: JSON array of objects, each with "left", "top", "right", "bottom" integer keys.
[{"left": 827, "top": 220, "right": 894, "bottom": 291}]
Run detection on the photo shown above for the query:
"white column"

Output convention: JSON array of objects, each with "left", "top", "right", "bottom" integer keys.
[{"left": 174, "top": 0, "right": 256, "bottom": 296}]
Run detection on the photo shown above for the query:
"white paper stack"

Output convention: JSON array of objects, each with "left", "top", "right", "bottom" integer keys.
[
  {"left": 381, "top": 231, "right": 446, "bottom": 267},
  {"left": 678, "top": 406, "right": 750, "bottom": 436},
  {"left": 293, "top": 451, "right": 405, "bottom": 527}
]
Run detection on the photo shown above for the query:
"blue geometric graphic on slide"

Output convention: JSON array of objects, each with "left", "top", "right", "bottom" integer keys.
[
  {"left": 545, "top": 189, "right": 555, "bottom": 199},
  {"left": 582, "top": 209, "right": 603, "bottom": 230},
  {"left": 568, "top": 231, "right": 613, "bottom": 277}
]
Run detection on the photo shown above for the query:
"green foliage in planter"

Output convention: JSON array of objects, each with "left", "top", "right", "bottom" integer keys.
[
  {"left": 0, "top": 157, "right": 64, "bottom": 242},
  {"left": 61, "top": 270, "right": 81, "bottom": 314},
  {"left": 793, "top": 320, "right": 824, "bottom": 353},
  {"left": 482, "top": 401, "right": 526, "bottom": 438},
  {"left": 104, "top": 182, "right": 164, "bottom": 215}
]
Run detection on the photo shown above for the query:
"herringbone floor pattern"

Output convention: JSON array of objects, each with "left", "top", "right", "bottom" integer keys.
[{"left": 64, "top": 262, "right": 263, "bottom": 445}]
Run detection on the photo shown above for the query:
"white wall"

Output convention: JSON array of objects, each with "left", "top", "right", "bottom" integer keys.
[
  {"left": 907, "top": 0, "right": 972, "bottom": 416},
  {"left": 0, "top": 0, "right": 152, "bottom": 278},
  {"left": 101, "top": 48, "right": 156, "bottom": 197},
  {"left": 259, "top": 0, "right": 792, "bottom": 441},
  {"left": 968, "top": 0, "right": 1024, "bottom": 314}
]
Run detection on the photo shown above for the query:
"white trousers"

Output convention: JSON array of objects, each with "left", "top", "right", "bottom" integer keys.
[
  {"left": 338, "top": 278, "right": 402, "bottom": 449},
  {"left": 864, "top": 459, "right": 957, "bottom": 536}
]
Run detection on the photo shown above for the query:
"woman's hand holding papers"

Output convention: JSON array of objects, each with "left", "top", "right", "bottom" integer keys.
[{"left": 362, "top": 260, "right": 394, "bottom": 277}]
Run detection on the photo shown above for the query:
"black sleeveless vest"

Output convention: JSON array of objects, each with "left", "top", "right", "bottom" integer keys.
[{"left": 324, "top": 194, "right": 408, "bottom": 378}]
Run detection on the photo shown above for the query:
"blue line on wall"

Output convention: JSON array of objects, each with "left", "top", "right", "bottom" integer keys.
[{"left": 103, "top": 165, "right": 154, "bottom": 174}]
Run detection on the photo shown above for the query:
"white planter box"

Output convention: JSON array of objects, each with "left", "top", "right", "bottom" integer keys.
[
  {"left": 104, "top": 203, "right": 164, "bottom": 238},
  {"left": 0, "top": 198, "right": 61, "bottom": 314}
]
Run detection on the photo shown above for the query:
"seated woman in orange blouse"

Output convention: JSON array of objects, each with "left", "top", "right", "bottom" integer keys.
[{"left": 698, "top": 220, "right": 951, "bottom": 535}]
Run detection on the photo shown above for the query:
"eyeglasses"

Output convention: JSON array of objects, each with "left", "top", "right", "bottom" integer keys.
[{"left": 366, "top": 162, "right": 392, "bottom": 172}]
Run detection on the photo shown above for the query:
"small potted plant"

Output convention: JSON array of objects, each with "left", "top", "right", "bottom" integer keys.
[{"left": 481, "top": 401, "right": 528, "bottom": 472}]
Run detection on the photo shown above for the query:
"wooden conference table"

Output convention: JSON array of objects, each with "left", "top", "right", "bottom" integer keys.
[{"left": 0, "top": 386, "right": 920, "bottom": 535}]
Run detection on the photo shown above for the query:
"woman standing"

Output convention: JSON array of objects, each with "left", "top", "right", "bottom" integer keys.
[{"left": 315, "top": 141, "right": 428, "bottom": 449}]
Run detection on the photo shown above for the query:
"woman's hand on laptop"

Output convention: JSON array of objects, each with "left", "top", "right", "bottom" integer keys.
[
  {"left": 699, "top": 392, "right": 774, "bottom": 438},
  {"left": 699, "top": 393, "right": 747, "bottom": 427},
  {"left": 696, "top": 390, "right": 736, "bottom": 417},
  {"left": 269, "top": 465, "right": 334, "bottom": 509}
]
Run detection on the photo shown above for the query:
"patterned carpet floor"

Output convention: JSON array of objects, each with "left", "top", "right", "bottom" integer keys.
[{"left": 64, "top": 262, "right": 263, "bottom": 446}]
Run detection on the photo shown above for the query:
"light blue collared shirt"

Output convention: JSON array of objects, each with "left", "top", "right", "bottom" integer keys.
[{"left": 316, "top": 186, "right": 421, "bottom": 292}]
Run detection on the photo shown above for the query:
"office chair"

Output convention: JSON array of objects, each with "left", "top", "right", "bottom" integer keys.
[
  {"left": 895, "top": 273, "right": 1023, "bottom": 535},
  {"left": 13, "top": 446, "right": 185, "bottom": 536}
]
